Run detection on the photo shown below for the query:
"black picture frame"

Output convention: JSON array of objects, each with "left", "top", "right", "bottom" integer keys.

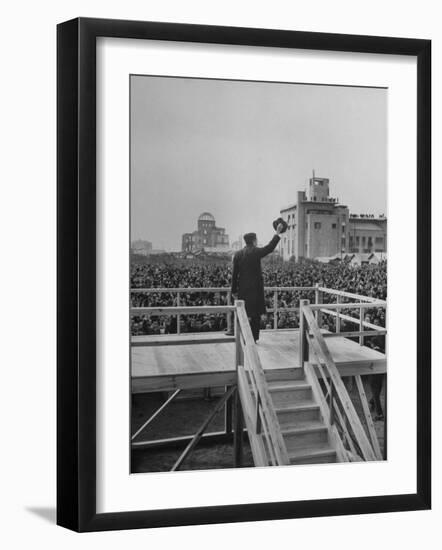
[{"left": 57, "top": 17, "right": 431, "bottom": 532}]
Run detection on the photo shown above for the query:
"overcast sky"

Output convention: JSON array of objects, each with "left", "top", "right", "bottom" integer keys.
[{"left": 131, "top": 75, "right": 387, "bottom": 251}]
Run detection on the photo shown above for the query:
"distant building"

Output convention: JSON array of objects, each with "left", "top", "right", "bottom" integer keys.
[
  {"left": 182, "top": 212, "right": 230, "bottom": 253},
  {"left": 348, "top": 216, "right": 387, "bottom": 254},
  {"left": 231, "top": 236, "right": 243, "bottom": 252},
  {"left": 279, "top": 176, "right": 387, "bottom": 261},
  {"left": 279, "top": 177, "right": 349, "bottom": 261},
  {"left": 131, "top": 239, "right": 152, "bottom": 256}
]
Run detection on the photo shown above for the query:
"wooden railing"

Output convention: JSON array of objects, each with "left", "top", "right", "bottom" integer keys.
[
  {"left": 315, "top": 287, "right": 386, "bottom": 346},
  {"left": 131, "top": 285, "right": 387, "bottom": 353},
  {"left": 131, "top": 285, "right": 316, "bottom": 334},
  {"left": 299, "top": 299, "right": 381, "bottom": 461},
  {"left": 234, "top": 300, "right": 290, "bottom": 467}
]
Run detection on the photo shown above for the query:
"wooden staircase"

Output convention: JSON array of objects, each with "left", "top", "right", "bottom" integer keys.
[
  {"left": 267, "top": 376, "right": 339, "bottom": 465},
  {"left": 233, "top": 299, "right": 378, "bottom": 467}
]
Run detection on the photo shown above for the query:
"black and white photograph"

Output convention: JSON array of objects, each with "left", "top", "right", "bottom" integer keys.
[
  {"left": 130, "top": 75, "right": 388, "bottom": 473},
  {"left": 0, "top": 1, "right": 435, "bottom": 542}
]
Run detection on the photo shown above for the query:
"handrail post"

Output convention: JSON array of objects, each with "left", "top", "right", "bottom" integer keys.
[
  {"left": 234, "top": 301, "right": 244, "bottom": 369},
  {"left": 315, "top": 283, "right": 322, "bottom": 327},
  {"left": 234, "top": 386, "right": 244, "bottom": 467},
  {"left": 299, "top": 299, "right": 309, "bottom": 372},
  {"left": 359, "top": 305, "right": 365, "bottom": 345},
  {"left": 314, "top": 284, "right": 319, "bottom": 322},
  {"left": 176, "top": 291, "right": 181, "bottom": 335},
  {"left": 233, "top": 300, "right": 244, "bottom": 467},
  {"left": 227, "top": 290, "right": 232, "bottom": 334},
  {"left": 336, "top": 294, "right": 341, "bottom": 333},
  {"left": 273, "top": 290, "right": 278, "bottom": 330}
]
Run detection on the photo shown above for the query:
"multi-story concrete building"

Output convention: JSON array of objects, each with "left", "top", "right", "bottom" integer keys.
[
  {"left": 279, "top": 177, "right": 349, "bottom": 260},
  {"left": 182, "top": 212, "right": 230, "bottom": 253},
  {"left": 279, "top": 176, "right": 387, "bottom": 261}
]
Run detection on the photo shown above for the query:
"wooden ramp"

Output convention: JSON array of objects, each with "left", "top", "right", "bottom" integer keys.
[{"left": 131, "top": 330, "right": 386, "bottom": 393}]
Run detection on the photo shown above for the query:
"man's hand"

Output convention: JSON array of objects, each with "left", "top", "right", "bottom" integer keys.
[{"left": 276, "top": 223, "right": 284, "bottom": 235}]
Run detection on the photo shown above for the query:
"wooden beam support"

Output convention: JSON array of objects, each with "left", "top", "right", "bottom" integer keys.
[
  {"left": 224, "top": 385, "right": 233, "bottom": 434},
  {"left": 131, "top": 335, "right": 235, "bottom": 347},
  {"left": 171, "top": 386, "right": 236, "bottom": 471},
  {"left": 132, "top": 430, "right": 232, "bottom": 451},
  {"left": 234, "top": 385, "right": 244, "bottom": 467},
  {"left": 354, "top": 375, "right": 383, "bottom": 460},
  {"left": 131, "top": 389, "right": 181, "bottom": 441},
  {"left": 384, "top": 374, "right": 388, "bottom": 460},
  {"left": 317, "top": 287, "right": 386, "bottom": 305},
  {"left": 310, "top": 301, "right": 386, "bottom": 311},
  {"left": 131, "top": 305, "right": 235, "bottom": 316}
]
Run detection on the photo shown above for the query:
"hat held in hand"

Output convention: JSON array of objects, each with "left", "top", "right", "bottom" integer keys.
[{"left": 272, "top": 217, "right": 288, "bottom": 234}]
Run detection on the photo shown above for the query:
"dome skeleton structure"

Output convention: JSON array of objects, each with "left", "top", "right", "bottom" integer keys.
[{"left": 198, "top": 212, "right": 215, "bottom": 222}]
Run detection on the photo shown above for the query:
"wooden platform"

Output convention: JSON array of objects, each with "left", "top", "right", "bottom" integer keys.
[{"left": 131, "top": 330, "right": 386, "bottom": 393}]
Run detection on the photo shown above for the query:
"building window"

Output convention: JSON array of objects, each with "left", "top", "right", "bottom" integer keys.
[
  {"left": 375, "top": 237, "right": 384, "bottom": 244},
  {"left": 314, "top": 222, "right": 321, "bottom": 229},
  {"left": 332, "top": 223, "right": 337, "bottom": 229}
]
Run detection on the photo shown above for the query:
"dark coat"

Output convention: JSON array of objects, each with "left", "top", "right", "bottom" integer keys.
[{"left": 231, "top": 235, "right": 281, "bottom": 317}]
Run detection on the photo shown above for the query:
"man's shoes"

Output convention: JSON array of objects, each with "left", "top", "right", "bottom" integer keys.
[{"left": 224, "top": 329, "right": 234, "bottom": 336}]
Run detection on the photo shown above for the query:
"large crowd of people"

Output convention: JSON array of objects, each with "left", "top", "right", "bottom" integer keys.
[{"left": 131, "top": 259, "right": 387, "bottom": 340}]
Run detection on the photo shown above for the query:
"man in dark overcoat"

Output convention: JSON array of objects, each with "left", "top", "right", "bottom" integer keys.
[{"left": 231, "top": 224, "right": 284, "bottom": 341}]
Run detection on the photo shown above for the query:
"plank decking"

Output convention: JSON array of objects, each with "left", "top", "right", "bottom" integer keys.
[{"left": 131, "top": 329, "right": 386, "bottom": 393}]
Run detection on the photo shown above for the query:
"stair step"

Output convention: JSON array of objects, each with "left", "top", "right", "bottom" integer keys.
[
  {"left": 265, "top": 370, "right": 305, "bottom": 383},
  {"left": 269, "top": 383, "right": 313, "bottom": 407},
  {"left": 289, "top": 446, "right": 337, "bottom": 465},
  {"left": 267, "top": 379, "right": 308, "bottom": 389},
  {"left": 282, "top": 425, "right": 328, "bottom": 452},
  {"left": 276, "top": 404, "right": 320, "bottom": 428}
]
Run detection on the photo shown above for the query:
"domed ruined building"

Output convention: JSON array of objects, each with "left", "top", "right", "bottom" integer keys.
[{"left": 181, "top": 212, "right": 230, "bottom": 253}]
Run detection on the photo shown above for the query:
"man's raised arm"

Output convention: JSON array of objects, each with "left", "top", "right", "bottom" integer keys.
[{"left": 257, "top": 224, "right": 284, "bottom": 258}]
